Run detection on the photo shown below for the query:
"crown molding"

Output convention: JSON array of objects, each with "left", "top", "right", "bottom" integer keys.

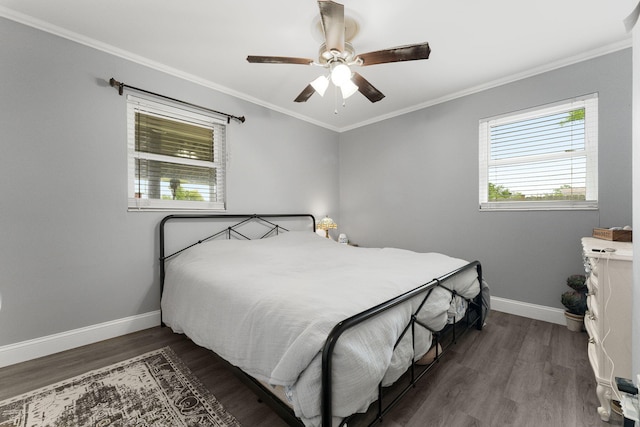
[{"left": 339, "top": 38, "right": 632, "bottom": 132}]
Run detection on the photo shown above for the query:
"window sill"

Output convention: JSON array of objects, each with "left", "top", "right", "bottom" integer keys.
[
  {"left": 479, "top": 201, "right": 598, "bottom": 211},
  {"left": 128, "top": 198, "right": 225, "bottom": 212}
]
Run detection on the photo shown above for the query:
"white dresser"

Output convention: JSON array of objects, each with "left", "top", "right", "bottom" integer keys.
[{"left": 581, "top": 237, "right": 633, "bottom": 421}]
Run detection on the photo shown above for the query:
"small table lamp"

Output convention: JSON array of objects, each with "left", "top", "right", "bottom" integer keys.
[{"left": 317, "top": 216, "right": 337, "bottom": 238}]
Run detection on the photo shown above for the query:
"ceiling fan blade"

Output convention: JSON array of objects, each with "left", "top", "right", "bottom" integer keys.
[
  {"left": 318, "top": 0, "right": 345, "bottom": 54},
  {"left": 358, "top": 42, "right": 431, "bottom": 66},
  {"left": 352, "top": 72, "right": 385, "bottom": 103},
  {"left": 247, "top": 55, "right": 314, "bottom": 65},
  {"left": 294, "top": 84, "right": 316, "bottom": 102}
]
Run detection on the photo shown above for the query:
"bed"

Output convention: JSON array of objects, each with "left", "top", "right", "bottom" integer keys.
[{"left": 159, "top": 214, "right": 489, "bottom": 427}]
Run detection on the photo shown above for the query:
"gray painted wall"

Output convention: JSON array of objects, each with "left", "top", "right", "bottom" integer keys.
[
  {"left": 339, "top": 49, "right": 632, "bottom": 309},
  {"left": 0, "top": 18, "right": 339, "bottom": 346}
]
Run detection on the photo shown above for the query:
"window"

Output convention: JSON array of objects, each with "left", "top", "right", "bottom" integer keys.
[
  {"left": 127, "top": 95, "right": 226, "bottom": 211},
  {"left": 479, "top": 93, "right": 598, "bottom": 211}
]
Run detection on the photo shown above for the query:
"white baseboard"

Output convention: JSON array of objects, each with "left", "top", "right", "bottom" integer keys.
[
  {"left": 0, "top": 297, "right": 565, "bottom": 369},
  {"left": 0, "top": 311, "right": 161, "bottom": 368},
  {"left": 490, "top": 296, "right": 566, "bottom": 325}
]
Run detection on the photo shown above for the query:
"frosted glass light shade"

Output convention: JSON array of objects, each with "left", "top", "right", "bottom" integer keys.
[
  {"left": 340, "top": 79, "right": 358, "bottom": 99},
  {"left": 310, "top": 75, "right": 329, "bottom": 97},
  {"left": 330, "top": 63, "right": 351, "bottom": 86}
]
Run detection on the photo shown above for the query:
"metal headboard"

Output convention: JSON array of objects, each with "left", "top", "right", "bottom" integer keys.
[{"left": 159, "top": 213, "right": 316, "bottom": 293}]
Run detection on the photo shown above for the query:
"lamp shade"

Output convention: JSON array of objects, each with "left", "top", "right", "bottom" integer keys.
[{"left": 317, "top": 216, "right": 337, "bottom": 230}]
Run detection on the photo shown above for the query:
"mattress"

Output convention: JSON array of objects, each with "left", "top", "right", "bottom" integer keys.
[{"left": 161, "top": 231, "right": 481, "bottom": 426}]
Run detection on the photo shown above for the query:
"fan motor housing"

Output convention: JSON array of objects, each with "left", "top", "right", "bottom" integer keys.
[{"left": 318, "top": 42, "right": 357, "bottom": 65}]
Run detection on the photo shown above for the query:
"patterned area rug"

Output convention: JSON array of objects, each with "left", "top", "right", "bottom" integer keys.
[{"left": 0, "top": 347, "right": 241, "bottom": 427}]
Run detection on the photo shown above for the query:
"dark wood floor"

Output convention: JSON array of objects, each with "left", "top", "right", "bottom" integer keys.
[{"left": 0, "top": 311, "right": 623, "bottom": 427}]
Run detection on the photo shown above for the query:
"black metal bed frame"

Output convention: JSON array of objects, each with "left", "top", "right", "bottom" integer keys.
[{"left": 159, "top": 214, "right": 484, "bottom": 427}]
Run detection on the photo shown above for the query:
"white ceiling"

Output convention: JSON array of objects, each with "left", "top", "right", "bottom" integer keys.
[{"left": 0, "top": 0, "right": 635, "bottom": 131}]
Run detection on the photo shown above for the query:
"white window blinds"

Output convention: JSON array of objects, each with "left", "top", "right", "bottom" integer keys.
[
  {"left": 127, "top": 95, "right": 226, "bottom": 211},
  {"left": 479, "top": 94, "right": 598, "bottom": 211}
]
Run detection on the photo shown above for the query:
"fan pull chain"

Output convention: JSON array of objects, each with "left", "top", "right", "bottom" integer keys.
[{"left": 333, "top": 85, "right": 349, "bottom": 114}]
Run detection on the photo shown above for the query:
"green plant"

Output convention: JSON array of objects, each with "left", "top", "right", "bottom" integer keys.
[{"left": 561, "top": 274, "right": 587, "bottom": 315}]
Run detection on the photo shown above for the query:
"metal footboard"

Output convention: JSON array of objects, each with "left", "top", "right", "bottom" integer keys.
[{"left": 322, "top": 261, "right": 483, "bottom": 427}]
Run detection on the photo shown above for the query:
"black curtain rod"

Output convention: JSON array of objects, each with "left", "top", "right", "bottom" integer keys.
[{"left": 109, "top": 77, "right": 245, "bottom": 124}]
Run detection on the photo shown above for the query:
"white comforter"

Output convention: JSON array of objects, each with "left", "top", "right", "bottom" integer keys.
[{"left": 161, "top": 231, "right": 480, "bottom": 426}]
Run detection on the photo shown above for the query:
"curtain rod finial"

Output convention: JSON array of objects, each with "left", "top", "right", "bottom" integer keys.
[{"left": 109, "top": 78, "right": 124, "bottom": 95}]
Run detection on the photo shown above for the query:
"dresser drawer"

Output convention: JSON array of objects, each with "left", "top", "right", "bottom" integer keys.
[
  {"left": 589, "top": 261, "right": 599, "bottom": 277},
  {"left": 586, "top": 273, "right": 599, "bottom": 292},
  {"left": 585, "top": 315, "right": 601, "bottom": 376},
  {"left": 585, "top": 313, "right": 597, "bottom": 337},
  {"left": 587, "top": 337, "right": 600, "bottom": 377},
  {"left": 587, "top": 294, "right": 599, "bottom": 322}
]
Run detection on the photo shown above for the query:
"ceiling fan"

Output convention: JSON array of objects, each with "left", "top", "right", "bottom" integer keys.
[{"left": 246, "top": 0, "right": 431, "bottom": 105}]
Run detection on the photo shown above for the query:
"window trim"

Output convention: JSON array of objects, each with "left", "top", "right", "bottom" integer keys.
[
  {"left": 478, "top": 93, "right": 598, "bottom": 211},
  {"left": 126, "top": 94, "right": 227, "bottom": 212}
]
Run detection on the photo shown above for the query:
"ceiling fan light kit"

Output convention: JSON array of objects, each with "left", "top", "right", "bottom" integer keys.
[
  {"left": 340, "top": 79, "right": 358, "bottom": 99},
  {"left": 247, "top": 0, "right": 431, "bottom": 110},
  {"left": 311, "top": 76, "right": 329, "bottom": 96},
  {"left": 330, "top": 62, "right": 351, "bottom": 86},
  {"left": 310, "top": 75, "right": 330, "bottom": 96}
]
